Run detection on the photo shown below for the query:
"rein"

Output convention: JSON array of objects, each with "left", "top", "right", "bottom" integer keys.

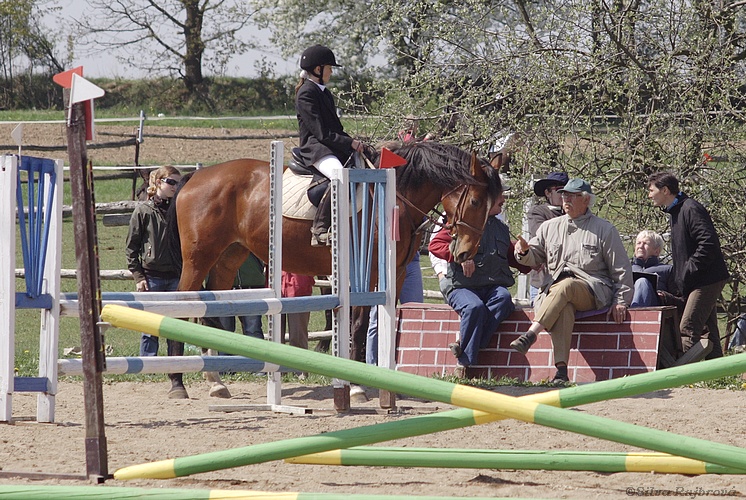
[{"left": 395, "top": 192, "right": 447, "bottom": 231}]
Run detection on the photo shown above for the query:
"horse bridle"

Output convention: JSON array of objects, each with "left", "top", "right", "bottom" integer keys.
[
  {"left": 395, "top": 181, "right": 487, "bottom": 237},
  {"left": 389, "top": 182, "right": 488, "bottom": 285},
  {"left": 440, "top": 183, "right": 489, "bottom": 239}
]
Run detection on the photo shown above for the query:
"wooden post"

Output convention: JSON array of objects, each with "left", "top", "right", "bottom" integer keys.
[{"left": 66, "top": 95, "right": 108, "bottom": 482}]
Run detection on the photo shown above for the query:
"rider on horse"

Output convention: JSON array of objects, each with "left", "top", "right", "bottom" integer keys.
[{"left": 295, "top": 44, "right": 369, "bottom": 246}]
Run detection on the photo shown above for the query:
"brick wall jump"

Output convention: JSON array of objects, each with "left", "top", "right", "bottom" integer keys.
[{"left": 395, "top": 303, "right": 679, "bottom": 383}]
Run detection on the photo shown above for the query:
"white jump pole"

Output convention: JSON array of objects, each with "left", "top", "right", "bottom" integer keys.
[
  {"left": 0, "top": 155, "right": 63, "bottom": 423},
  {"left": 267, "top": 140, "right": 284, "bottom": 405},
  {"left": 377, "top": 168, "right": 397, "bottom": 372},
  {"left": 36, "top": 158, "right": 63, "bottom": 423},
  {"left": 331, "top": 168, "right": 351, "bottom": 398},
  {"left": 0, "top": 155, "right": 18, "bottom": 422}
]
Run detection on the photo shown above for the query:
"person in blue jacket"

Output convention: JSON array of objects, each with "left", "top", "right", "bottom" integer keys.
[{"left": 630, "top": 230, "right": 672, "bottom": 307}]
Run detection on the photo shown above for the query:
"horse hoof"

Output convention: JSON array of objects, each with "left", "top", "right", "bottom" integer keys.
[
  {"left": 209, "top": 384, "right": 231, "bottom": 399},
  {"left": 168, "top": 387, "right": 189, "bottom": 400},
  {"left": 350, "top": 385, "right": 369, "bottom": 403}
]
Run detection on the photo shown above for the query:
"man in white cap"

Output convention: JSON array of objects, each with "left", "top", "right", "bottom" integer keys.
[{"left": 512, "top": 178, "right": 633, "bottom": 384}]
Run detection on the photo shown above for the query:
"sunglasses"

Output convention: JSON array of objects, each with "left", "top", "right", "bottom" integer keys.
[{"left": 161, "top": 178, "right": 178, "bottom": 186}]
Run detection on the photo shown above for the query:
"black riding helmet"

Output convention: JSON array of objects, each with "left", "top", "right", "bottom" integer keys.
[{"left": 300, "top": 45, "right": 341, "bottom": 78}]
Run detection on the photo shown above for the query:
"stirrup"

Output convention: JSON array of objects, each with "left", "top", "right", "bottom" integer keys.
[{"left": 310, "top": 231, "right": 330, "bottom": 247}]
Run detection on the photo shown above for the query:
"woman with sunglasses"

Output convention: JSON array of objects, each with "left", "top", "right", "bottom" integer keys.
[{"left": 125, "top": 165, "right": 182, "bottom": 361}]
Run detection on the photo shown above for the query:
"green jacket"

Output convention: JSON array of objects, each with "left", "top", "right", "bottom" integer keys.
[
  {"left": 234, "top": 253, "right": 265, "bottom": 288},
  {"left": 516, "top": 210, "right": 633, "bottom": 309},
  {"left": 125, "top": 198, "right": 179, "bottom": 284}
]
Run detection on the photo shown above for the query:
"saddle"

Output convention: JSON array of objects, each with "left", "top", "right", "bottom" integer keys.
[
  {"left": 289, "top": 147, "right": 329, "bottom": 207},
  {"left": 282, "top": 167, "right": 318, "bottom": 221},
  {"left": 282, "top": 148, "right": 366, "bottom": 221}
]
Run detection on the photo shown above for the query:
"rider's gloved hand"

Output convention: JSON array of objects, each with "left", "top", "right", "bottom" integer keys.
[{"left": 362, "top": 144, "right": 377, "bottom": 162}]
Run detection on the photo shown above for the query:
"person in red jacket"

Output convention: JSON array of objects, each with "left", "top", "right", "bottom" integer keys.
[
  {"left": 429, "top": 188, "right": 529, "bottom": 377},
  {"left": 280, "top": 272, "right": 315, "bottom": 351}
]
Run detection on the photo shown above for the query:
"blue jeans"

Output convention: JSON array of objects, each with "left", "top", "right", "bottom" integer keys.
[
  {"left": 218, "top": 289, "right": 264, "bottom": 355},
  {"left": 447, "top": 285, "right": 514, "bottom": 366},
  {"left": 219, "top": 315, "right": 264, "bottom": 339},
  {"left": 366, "top": 255, "right": 423, "bottom": 365},
  {"left": 631, "top": 277, "right": 660, "bottom": 307},
  {"left": 140, "top": 276, "right": 181, "bottom": 356}
]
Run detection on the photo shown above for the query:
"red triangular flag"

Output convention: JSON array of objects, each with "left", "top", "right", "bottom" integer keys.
[
  {"left": 53, "top": 66, "right": 84, "bottom": 88},
  {"left": 379, "top": 147, "right": 407, "bottom": 168}
]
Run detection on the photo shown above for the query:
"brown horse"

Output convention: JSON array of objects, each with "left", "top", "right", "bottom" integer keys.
[{"left": 168, "top": 141, "right": 503, "bottom": 397}]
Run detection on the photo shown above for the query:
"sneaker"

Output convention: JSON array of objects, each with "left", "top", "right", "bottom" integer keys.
[
  {"left": 453, "top": 364, "right": 466, "bottom": 378},
  {"left": 510, "top": 332, "right": 537, "bottom": 354},
  {"left": 448, "top": 342, "right": 462, "bottom": 358}
]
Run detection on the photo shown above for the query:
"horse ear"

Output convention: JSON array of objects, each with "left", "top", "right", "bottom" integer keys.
[
  {"left": 489, "top": 152, "right": 511, "bottom": 171},
  {"left": 470, "top": 152, "right": 488, "bottom": 181}
]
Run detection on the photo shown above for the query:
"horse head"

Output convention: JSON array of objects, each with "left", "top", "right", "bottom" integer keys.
[{"left": 440, "top": 152, "right": 498, "bottom": 263}]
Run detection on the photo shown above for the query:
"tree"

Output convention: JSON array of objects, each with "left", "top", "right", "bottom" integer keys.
[
  {"left": 0, "top": 0, "right": 70, "bottom": 108},
  {"left": 258, "top": 0, "right": 746, "bottom": 330},
  {"left": 76, "top": 0, "right": 258, "bottom": 102},
  {"left": 252, "top": 0, "right": 476, "bottom": 77}
]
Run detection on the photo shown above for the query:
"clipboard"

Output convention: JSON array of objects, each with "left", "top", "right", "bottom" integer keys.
[{"left": 633, "top": 271, "right": 658, "bottom": 290}]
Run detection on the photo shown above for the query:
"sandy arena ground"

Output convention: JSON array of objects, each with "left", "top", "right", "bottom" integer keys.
[{"left": 1, "top": 381, "right": 745, "bottom": 499}]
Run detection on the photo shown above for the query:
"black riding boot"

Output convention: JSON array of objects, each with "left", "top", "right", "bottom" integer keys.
[{"left": 311, "top": 187, "right": 332, "bottom": 247}]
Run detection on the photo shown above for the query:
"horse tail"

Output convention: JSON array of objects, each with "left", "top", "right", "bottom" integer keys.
[{"left": 167, "top": 172, "right": 193, "bottom": 270}]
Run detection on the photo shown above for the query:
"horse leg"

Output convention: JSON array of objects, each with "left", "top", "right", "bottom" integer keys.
[
  {"left": 202, "top": 347, "right": 231, "bottom": 398},
  {"left": 199, "top": 317, "right": 232, "bottom": 399},
  {"left": 351, "top": 305, "right": 370, "bottom": 363},
  {"left": 167, "top": 339, "right": 189, "bottom": 399},
  {"left": 198, "top": 244, "right": 253, "bottom": 399}
]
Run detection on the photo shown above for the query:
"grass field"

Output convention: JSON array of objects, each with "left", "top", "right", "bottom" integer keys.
[{"left": 0, "top": 109, "right": 340, "bottom": 132}]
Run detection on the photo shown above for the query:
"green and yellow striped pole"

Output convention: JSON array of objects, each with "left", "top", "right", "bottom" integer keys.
[
  {"left": 102, "top": 305, "right": 746, "bottom": 478},
  {"left": 287, "top": 447, "right": 746, "bottom": 475},
  {"left": 0, "top": 485, "right": 509, "bottom": 500}
]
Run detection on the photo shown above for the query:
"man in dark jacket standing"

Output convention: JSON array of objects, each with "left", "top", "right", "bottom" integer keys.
[{"left": 648, "top": 172, "right": 729, "bottom": 360}]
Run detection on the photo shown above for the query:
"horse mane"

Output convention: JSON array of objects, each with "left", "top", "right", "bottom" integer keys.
[
  {"left": 377, "top": 141, "right": 502, "bottom": 198},
  {"left": 166, "top": 171, "right": 194, "bottom": 270}
]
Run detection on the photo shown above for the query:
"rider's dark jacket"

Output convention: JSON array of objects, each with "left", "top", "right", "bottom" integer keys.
[{"left": 295, "top": 78, "right": 355, "bottom": 167}]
